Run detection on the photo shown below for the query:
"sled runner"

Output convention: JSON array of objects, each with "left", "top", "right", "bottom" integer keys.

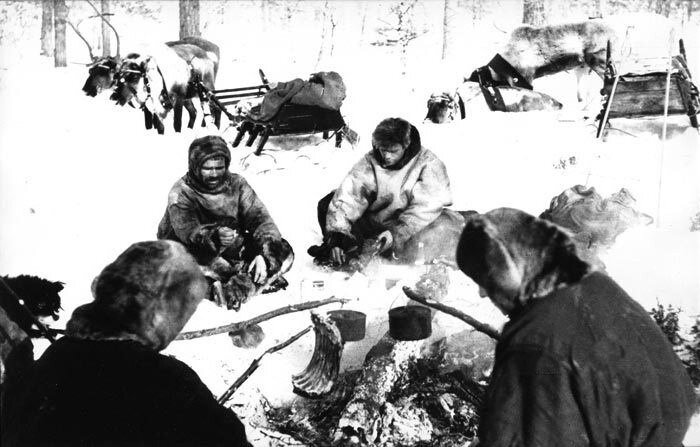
[
  {"left": 197, "top": 69, "right": 356, "bottom": 155},
  {"left": 596, "top": 39, "right": 700, "bottom": 138}
]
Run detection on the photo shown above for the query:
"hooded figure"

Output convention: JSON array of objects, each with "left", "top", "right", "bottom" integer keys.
[
  {"left": 457, "top": 208, "right": 695, "bottom": 447},
  {"left": 158, "top": 135, "right": 293, "bottom": 309},
  {"left": 2, "top": 241, "right": 252, "bottom": 447},
  {"left": 310, "top": 117, "right": 467, "bottom": 267}
]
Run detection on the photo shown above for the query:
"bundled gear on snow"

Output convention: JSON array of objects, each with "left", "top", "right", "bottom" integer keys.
[
  {"left": 456, "top": 208, "right": 695, "bottom": 447},
  {"left": 157, "top": 135, "right": 294, "bottom": 310},
  {"left": 2, "top": 241, "right": 252, "bottom": 447},
  {"left": 245, "top": 71, "right": 347, "bottom": 122},
  {"left": 539, "top": 185, "right": 653, "bottom": 267}
]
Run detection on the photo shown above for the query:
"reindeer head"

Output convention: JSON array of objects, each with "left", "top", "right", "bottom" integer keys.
[
  {"left": 82, "top": 56, "right": 119, "bottom": 96},
  {"left": 110, "top": 54, "right": 147, "bottom": 108},
  {"left": 425, "top": 92, "right": 461, "bottom": 124},
  {"left": 111, "top": 54, "right": 171, "bottom": 118}
]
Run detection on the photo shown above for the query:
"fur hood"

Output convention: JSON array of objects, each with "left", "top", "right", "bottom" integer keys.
[
  {"left": 456, "top": 208, "right": 592, "bottom": 314},
  {"left": 371, "top": 118, "right": 422, "bottom": 170},
  {"left": 66, "top": 240, "right": 208, "bottom": 351},
  {"left": 185, "top": 135, "right": 232, "bottom": 193}
]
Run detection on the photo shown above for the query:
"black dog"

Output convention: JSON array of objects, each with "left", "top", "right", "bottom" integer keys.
[{"left": 0, "top": 275, "right": 63, "bottom": 335}]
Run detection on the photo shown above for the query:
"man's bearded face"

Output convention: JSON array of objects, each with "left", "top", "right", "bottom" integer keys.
[{"left": 200, "top": 156, "right": 227, "bottom": 189}]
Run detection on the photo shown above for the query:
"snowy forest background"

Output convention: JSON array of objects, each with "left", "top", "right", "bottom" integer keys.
[{"left": 1, "top": 1, "right": 699, "bottom": 445}]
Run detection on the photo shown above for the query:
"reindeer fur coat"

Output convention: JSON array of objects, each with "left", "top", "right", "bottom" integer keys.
[
  {"left": 157, "top": 136, "right": 291, "bottom": 273},
  {"left": 326, "top": 125, "right": 459, "bottom": 256},
  {"left": 457, "top": 209, "right": 695, "bottom": 447},
  {"left": 2, "top": 241, "right": 251, "bottom": 447}
]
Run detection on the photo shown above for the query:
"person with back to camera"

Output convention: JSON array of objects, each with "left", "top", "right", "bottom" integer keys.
[
  {"left": 2, "top": 240, "right": 252, "bottom": 447},
  {"left": 455, "top": 207, "right": 696, "bottom": 446}
]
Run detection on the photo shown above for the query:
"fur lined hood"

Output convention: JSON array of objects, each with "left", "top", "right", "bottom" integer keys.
[
  {"left": 185, "top": 135, "right": 232, "bottom": 193},
  {"left": 66, "top": 240, "right": 208, "bottom": 351},
  {"left": 456, "top": 208, "right": 592, "bottom": 314}
]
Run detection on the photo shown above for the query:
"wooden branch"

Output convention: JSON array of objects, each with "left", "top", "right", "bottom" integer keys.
[
  {"left": 402, "top": 286, "right": 501, "bottom": 341},
  {"left": 176, "top": 296, "right": 348, "bottom": 341},
  {"left": 218, "top": 325, "right": 312, "bottom": 405}
]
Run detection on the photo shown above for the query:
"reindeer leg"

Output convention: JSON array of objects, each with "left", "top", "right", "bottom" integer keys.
[
  {"left": 575, "top": 65, "right": 587, "bottom": 103},
  {"left": 211, "top": 99, "right": 222, "bottom": 129},
  {"left": 184, "top": 100, "right": 197, "bottom": 129},
  {"left": 154, "top": 114, "right": 165, "bottom": 135},
  {"left": 173, "top": 98, "right": 184, "bottom": 133},
  {"left": 143, "top": 109, "right": 153, "bottom": 130}
]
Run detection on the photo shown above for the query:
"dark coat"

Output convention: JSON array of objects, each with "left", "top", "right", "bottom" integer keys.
[
  {"left": 157, "top": 136, "right": 289, "bottom": 272},
  {"left": 479, "top": 271, "right": 695, "bottom": 446},
  {"left": 3, "top": 337, "right": 251, "bottom": 447},
  {"left": 456, "top": 209, "right": 696, "bottom": 447}
]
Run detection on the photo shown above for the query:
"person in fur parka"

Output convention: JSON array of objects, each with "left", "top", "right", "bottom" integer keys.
[
  {"left": 158, "top": 135, "right": 293, "bottom": 309},
  {"left": 2, "top": 241, "right": 252, "bottom": 447},
  {"left": 457, "top": 208, "right": 695, "bottom": 447},
  {"left": 311, "top": 117, "right": 466, "bottom": 267}
]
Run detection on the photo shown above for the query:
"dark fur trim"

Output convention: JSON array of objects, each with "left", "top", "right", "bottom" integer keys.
[
  {"left": 186, "top": 135, "right": 232, "bottom": 193},
  {"left": 259, "top": 238, "right": 294, "bottom": 275},
  {"left": 457, "top": 208, "right": 591, "bottom": 312},
  {"left": 325, "top": 231, "right": 358, "bottom": 251}
]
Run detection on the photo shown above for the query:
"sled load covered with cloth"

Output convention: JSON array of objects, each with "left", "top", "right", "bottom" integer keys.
[{"left": 198, "top": 69, "right": 357, "bottom": 155}]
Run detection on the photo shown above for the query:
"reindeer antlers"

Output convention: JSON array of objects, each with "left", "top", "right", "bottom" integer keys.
[
  {"left": 67, "top": 18, "right": 95, "bottom": 62},
  {"left": 85, "top": 0, "right": 121, "bottom": 59}
]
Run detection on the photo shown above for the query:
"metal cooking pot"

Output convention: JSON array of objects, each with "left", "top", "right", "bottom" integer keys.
[
  {"left": 388, "top": 305, "right": 432, "bottom": 341},
  {"left": 327, "top": 309, "right": 366, "bottom": 342}
]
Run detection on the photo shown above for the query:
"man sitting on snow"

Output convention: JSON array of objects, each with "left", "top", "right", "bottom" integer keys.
[
  {"left": 456, "top": 208, "right": 695, "bottom": 446},
  {"left": 157, "top": 135, "right": 293, "bottom": 310},
  {"left": 309, "top": 117, "right": 469, "bottom": 269},
  {"left": 2, "top": 240, "right": 252, "bottom": 447}
]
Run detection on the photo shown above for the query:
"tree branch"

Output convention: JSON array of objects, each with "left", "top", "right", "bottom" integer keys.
[
  {"left": 218, "top": 325, "right": 312, "bottom": 404},
  {"left": 175, "top": 296, "right": 349, "bottom": 340},
  {"left": 402, "top": 286, "right": 501, "bottom": 340}
]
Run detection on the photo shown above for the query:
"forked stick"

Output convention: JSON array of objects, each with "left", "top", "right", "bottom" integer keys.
[
  {"left": 402, "top": 286, "right": 501, "bottom": 340},
  {"left": 176, "top": 296, "right": 348, "bottom": 341}
]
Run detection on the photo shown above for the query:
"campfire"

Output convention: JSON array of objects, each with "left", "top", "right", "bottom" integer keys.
[{"left": 234, "top": 264, "right": 499, "bottom": 446}]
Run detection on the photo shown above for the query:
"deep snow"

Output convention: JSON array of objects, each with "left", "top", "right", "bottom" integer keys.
[{"left": 1, "top": 3, "right": 699, "bottom": 445}]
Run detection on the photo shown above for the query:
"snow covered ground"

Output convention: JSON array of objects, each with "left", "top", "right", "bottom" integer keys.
[{"left": 1, "top": 2, "right": 699, "bottom": 445}]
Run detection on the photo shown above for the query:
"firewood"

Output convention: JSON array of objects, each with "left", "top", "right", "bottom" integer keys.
[{"left": 176, "top": 296, "right": 348, "bottom": 341}]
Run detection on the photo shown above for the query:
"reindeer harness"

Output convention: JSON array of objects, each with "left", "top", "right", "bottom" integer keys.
[{"left": 118, "top": 65, "right": 173, "bottom": 113}]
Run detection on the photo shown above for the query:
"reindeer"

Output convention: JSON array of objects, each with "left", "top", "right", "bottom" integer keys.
[
  {"left": 467, "top": 13, "right": 676, "bottom": 105},
  {"left": 110, "top": 39, "right": 221, "bottom": 134}
]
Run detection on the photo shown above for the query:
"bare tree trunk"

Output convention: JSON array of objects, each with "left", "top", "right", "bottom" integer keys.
[
  {"left": 359, "top": 2, "right": 368, "bottom": 43},
  {"left": 441, "top": 0, "right": 449, "bottom": 60},
  {"left": 40, "top": 0, "right": 54, "bottom": 57},
  {"left": 179, "top": 0, "right": 200, "bottom": 39},
  {"left": 101, "top": 0, "right": 111, "bottom": 57},
  {"left": 590, "top": 0, "right": 605, "bottom": 18},
  {"left": 688, "top": 0, "right": 693, "bottom": 22},
  {"left": 522, "top": 0, "right": 547, "bottom": 26},
  {"left": 54, "top": 0, "right": 68, "bottom": 67}
]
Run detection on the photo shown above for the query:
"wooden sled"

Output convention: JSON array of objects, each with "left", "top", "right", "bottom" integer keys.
[
  {"left": 596, "top": 39, "right": 700, "bottom": 138},
  {"left": 198, "top": 70, "right": 351, "bottom": 155}
]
